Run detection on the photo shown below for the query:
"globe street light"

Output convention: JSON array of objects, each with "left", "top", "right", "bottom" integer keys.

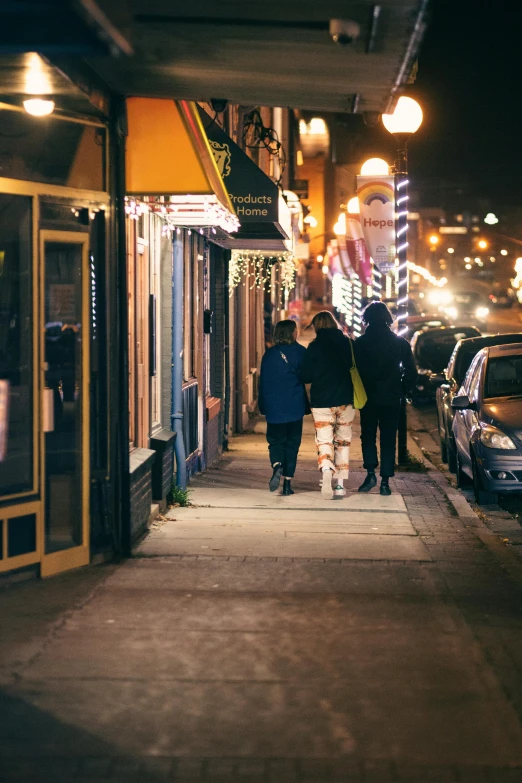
[{"left": 382, "top": 95, "right": 423, "bottom": 464}]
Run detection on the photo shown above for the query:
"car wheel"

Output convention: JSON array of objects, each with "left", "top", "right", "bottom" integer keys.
[
  {"left": 439, "top": 419, "right": 448, "bottom": 462},
  {"left": 455, "top": 448, "right": 470, "bottom": 489},
  {"left": 471, "top": 453, "right": 498, "bottom": 505},
  {"left": 447, "top": 434, "right": 457, "bottom": 473}
]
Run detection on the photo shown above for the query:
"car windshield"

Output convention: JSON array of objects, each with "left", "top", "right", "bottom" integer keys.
[
  {"left": 485, "top": 355, "right": 522, "bottom": 398},
  {"left": 416, "top": 329, "right": 480, "bottom": 372}
]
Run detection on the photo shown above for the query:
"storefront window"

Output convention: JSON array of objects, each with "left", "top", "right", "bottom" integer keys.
[
  {"left": 0, "top": 112, "right": 106, "bottom": 191},
  {"left": 0, "top": 194, "right": 33, "bottom": 496}
]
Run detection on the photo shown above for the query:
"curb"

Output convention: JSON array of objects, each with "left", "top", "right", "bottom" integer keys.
[{"left": 407, "top": 415, "right": 522, "bottom": 585}]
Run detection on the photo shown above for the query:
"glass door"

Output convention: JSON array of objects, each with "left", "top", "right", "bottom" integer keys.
[{"left": 40, "top": 231, "right": 89, "bottom": 577}]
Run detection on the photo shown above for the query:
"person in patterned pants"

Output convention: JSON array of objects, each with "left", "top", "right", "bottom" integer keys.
[{"left": 300, "top": 312, "right": 355, "bottom": 499}]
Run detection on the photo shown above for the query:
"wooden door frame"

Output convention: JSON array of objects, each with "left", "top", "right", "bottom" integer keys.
[{"left": 39, "top": 230, "right": 90, "bottom": 578}]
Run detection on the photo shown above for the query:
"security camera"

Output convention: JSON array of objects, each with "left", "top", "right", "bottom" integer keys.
[{"left": 329, "top": 19, "right": 360, "bottom": 46}]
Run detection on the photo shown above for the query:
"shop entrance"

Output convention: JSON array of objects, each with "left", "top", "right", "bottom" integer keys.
[{"left": 40, "top": 231, "right": 90, "bottom": 577}]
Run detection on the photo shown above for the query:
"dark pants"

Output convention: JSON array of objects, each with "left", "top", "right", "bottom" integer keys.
[
  {"left": 360, "top": 402, "right": 400, "bottom": 478},
  {"left": 266, "top": 419, "right": 303, "bottom": 478}
]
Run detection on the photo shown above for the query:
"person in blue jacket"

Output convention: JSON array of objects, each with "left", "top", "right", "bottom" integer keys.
[{"left": 258, "top": 319, "right": 308, "bottom": 495}]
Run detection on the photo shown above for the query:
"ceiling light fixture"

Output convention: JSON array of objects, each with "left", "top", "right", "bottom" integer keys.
[{"left": 23, "top": 98, "right": 55, "bottom": 117}]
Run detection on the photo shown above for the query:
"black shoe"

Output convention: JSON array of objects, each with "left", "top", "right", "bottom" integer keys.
[
  {"left": 269, "top": 463, "right": 283, "bottom": 492},
  {"left": 380, "top": 479, "right": 392, "bottom": 496},
  {"left": 358, "top": 472, "right": 377, "bottom": 493},
  {"left": 282, "top": 479, "right": 294, "bottom": 496}
]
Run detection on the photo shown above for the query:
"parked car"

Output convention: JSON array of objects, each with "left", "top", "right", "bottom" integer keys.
[
  {"left": 452, "top": 343, "right": 522, "bottom": 504},
  {"left": 489, "top": 288, "right": 514, "bottom": 308},
  {"left": 441, "top": 290, "right": 490, "bottom": 327},
  {"left": 392, "top": 314, "right": 452, "bottom": 342},
  {"left": 411, "top": 326, "right": 482, "bottom": 403},
  {"left": 436, "top": 333, "right": 522, "bottom": 470}
]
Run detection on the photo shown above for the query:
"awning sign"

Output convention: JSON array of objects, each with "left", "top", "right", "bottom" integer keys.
[
  {"left": 198, "top": 107, "right": 279, "bottom": 223},
  {"left": 356, "top": 176, "right": 395, "bottom": 274}
]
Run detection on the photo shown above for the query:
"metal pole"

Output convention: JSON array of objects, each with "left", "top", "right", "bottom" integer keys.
[
  {"left": 171, "top": 234, "right": 188, "bottom": 489},
  {"left": 395, "top": 136, "right": 410, "bottom": 465}
]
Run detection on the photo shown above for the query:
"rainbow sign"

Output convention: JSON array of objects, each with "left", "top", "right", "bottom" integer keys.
[{"left": 356, "top": 176, "right": 395, "bottom": 273}]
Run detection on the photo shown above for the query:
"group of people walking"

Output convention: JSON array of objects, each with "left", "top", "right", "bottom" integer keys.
[{"left": 258, "top": 302, "right": 416, "bottom": 499}]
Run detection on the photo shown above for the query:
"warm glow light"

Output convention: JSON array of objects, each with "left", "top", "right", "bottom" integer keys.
[
  {"left": 478, "top": 239, "right": 488, "bottom": 249},
  {"left": 382, "top": 96, "right": 423, "bottom": 135},
  {"left": 464, "top": 256, "right": 471, "bottom": 262},
  {"left": 501, "top": 249, "right": 508, "bottom": 256},
  {"left": 447, "top": 247, "right": 455, "bottom": 254},
  {"left": 360, "top": 157, "right": 390, "bottom": 176},
  {"left": 317, "top": 254, "right": 324, "bottom": 263},
  {"left": 429, "top": 234, "right": 439, "bottom": 245},
  {"left": 322, "top": 264, "right": 329, "bottom": 275},
  {"left": 484, "top": 213, "right": 499, "bottom": 225},
  {"left": 303, "top": 215, "right": 318, "bottom": 228},
  {"left": 333, "top": 213, "right": 346, "bottom": 236},
  {"left": 23, "top": 98, "right": 55, "bottom": 116},
  {"left": 465, "top": 263, "right": 472, "bottom": 270},
  {"left": 347, "top": 197, "right": 360, "bottom": 214}
]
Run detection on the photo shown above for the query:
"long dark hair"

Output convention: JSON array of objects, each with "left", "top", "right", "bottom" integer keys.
[{"left": 273, "top": 319, "right": 297, "bottom": 345}]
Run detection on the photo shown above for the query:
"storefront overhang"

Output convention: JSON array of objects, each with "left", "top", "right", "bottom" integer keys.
[
  {"left": 69, "top": 1, "right": 429, "bottom": 115},
  {"left": 125, "top": 98, "right": 239, "bottom": 233},
  {"left": 197, "top": 107, "right": 292, "bottom": 252}
]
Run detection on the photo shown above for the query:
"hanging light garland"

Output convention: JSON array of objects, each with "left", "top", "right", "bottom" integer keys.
[{"left": 229, "top": 250, "right": 296, "bottom": 294}]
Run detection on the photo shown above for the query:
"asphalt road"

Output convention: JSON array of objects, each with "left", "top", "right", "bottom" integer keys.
[{"left": 484, "top": 304, "right": 522, "bottom": 334}]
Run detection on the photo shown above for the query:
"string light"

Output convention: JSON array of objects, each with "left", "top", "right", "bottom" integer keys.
[{"left": 229, "top": 250, "right": 297, "bottom": 296}]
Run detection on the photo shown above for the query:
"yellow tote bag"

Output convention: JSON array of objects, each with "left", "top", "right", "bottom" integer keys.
[{"left": 350, "top": 340, "right": 367, "bottom": 410}]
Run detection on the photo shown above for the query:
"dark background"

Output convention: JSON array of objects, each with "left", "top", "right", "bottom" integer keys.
[{"left": 408, "top": 0, "right": 522, "bottom": 211}]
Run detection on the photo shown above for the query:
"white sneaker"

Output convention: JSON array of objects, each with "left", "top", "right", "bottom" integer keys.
[
  {"left": 334, "top": 485, "right": 346, "bottom": 498},
  {"left": 321, "top": 469, "right": 334, "bottom": 499}
]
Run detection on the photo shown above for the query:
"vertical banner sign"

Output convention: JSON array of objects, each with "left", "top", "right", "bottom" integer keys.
[
  {"left": 342, "top": 216, "right": 372, "bottom": 284},
  {"left": 356, "top": 176, "right": 395, "bottom": 274}
]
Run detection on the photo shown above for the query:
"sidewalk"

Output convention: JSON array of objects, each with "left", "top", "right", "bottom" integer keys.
[{"left": 2, "top": 416, "right": 522, "bottom": 781}]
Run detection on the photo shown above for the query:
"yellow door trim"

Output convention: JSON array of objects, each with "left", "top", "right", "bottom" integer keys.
[{"left": 39, "top": 230, "right": 90, "bottom": 578}]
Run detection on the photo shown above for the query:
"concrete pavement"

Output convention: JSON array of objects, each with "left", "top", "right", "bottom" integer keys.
[{"left": 2, "top": 416, "right": 522, "bottom": 781}]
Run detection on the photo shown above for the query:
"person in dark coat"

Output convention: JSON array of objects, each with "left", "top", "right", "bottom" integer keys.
[
  {"left": 258, "top": 319, "right": 307, "bottom": 495},
  {"left": 354, "top": 301, "right": 417, "bottom": 496},
  {"left": 300, "top": 311, "right": 354, "bottom": 500}
]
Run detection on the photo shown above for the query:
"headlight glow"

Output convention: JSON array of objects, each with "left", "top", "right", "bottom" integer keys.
[
  {"left": 476, "top": 306, "right": 489, "bottom": 319},
  {"left": 445, "top": 306, "right": 458, "bottom": 319},
  {"left": 480, "top": 425, "right": 516, "bottom": 450}
]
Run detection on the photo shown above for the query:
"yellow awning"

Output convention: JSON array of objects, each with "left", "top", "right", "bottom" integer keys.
[{"left": 125, "top": 98, "right": 238, "bottom": 232}]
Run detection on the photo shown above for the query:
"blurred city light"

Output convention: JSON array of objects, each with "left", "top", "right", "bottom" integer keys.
[
  {"left": 447, "top": 247, "right": 455, "bottom": 254},
  {"left": 478, "top": 239, "right": 488, "bottom": 249},
  {"left": 347, "top": 197, "right": 360, "bottom": 214},
  {"left": 360, "top": 157, "right": 390, "bottom": 176},
  {"left": 484, "top": 213, "right": 499, "bottom": 225},
  {"left": 333, "top": 213, "right": 346, "bottom": 236},
  {"left": 465, "top": 263, "right": 472, "bottom": 269},
  {"left": 500, "top": 249, "right": 508, "bottom": 256},
  {"left": 303, "top": 215, "right": 318, "bottom": 228},
  {"left": 429, "top": 234, "right": 439, "bottom": 245}
]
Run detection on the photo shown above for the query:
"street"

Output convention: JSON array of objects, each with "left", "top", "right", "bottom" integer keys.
[{"left": 2, "top": 418, "right": 522, "bottom": 782}]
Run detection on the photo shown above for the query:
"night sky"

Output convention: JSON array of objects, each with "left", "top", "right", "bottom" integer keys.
[{"left": 408, "top": 0, "right": 522, "bottom": 211}]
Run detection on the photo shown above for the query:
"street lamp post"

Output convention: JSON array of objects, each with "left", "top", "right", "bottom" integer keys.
[{"left": 382, "top": 96, "right": 423, "bottom": 465}]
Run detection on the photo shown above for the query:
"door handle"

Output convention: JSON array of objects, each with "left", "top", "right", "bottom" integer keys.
[{"left": 43, "top": 387, "right": 55, "bottom": 432}]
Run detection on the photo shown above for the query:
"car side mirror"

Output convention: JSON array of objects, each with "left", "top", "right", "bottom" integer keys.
[{"left": 452, "top": 394, "right": 472, "bottom": 410}]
